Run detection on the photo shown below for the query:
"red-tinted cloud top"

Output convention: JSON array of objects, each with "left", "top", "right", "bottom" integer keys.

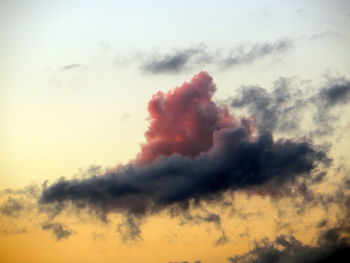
[{"left": 136, "top": 71, "right": 236, "bottom": 164}]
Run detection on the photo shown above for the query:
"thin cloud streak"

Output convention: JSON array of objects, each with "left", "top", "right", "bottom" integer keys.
[{"left": 139, "top": 38, "right": 293, "bottom": 74}]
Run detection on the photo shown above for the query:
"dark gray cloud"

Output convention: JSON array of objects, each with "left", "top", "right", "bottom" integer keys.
[
  {"left": 178, "top": 211, "right": 221, "bottom": 229},
  {"left": 319, "top": 82, "right": 350, "bottom": 107},
  {"left": 40, "top": 125, "right": 329, "bottom": 220},
  {"left": 231, "top": 76, "right": 350, "bottom": 136},
  {"left": 227, "top": 229, "right": 350, "bottom": 263},
  {"left": 41, "top": 222, "right": 73, "bottom": 240},
  {"left": 312, "top": 79, "right": 350, "bottom": 136},
  {"left": 231, "top": 77, "right": 304, "bottom": 134},
  {"left": 142, "top": 48, "right": 208, "bottom": 74}
]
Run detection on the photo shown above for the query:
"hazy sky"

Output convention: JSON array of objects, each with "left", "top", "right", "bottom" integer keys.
[{"left": 1, "top": 1, "right": 350, "bottom": 263}]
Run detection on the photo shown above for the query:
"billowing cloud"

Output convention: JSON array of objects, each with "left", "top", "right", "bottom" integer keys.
[
  {"left": 136, "top": 72, "right": 235, "bottom": 164},
  {"left": 40, "top": 72, "right": 329, "bottom": 221}
]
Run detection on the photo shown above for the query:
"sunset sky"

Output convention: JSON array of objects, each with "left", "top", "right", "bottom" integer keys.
[{"left": 1, "top": 1, "right": 350, "bottom": 263}]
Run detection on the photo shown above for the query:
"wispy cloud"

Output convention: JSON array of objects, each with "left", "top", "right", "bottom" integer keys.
[
  {"left": 41, "top": 222, "right": 73, "bottom": 240},
  {"left": 221, "top": 39, "right": 292, "bottom": 68},
  {"left": 60, "top": 64, "right": 86, "bottom": 71},
  {"left": 138, "top": 38, "right": 293, "bottom": 74}
]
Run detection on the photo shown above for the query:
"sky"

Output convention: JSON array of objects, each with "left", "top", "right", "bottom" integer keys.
[{"left": 0, "top": 1, "right": 350, "bottom": 263}]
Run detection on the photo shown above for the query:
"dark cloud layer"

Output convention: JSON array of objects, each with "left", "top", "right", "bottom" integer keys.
[{"left": 40, "top": 128, "right": 328, "bottom": 218}]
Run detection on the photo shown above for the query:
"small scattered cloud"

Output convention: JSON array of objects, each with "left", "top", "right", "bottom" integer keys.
[
  {"left": 221, "top": 39, "right": 292, "bottom": 69},
  {"left": 141, "top": 47, "right": 208, "bottom": 74},
  {"left": 116, "top": 215, "right": 143, "bottom": 242},
  {"left": 41, "top": 222, "right": 73, "bottom": 240},
  {"left": 60, "top": 64, "right": 86, "bottom": 71},
  {"left": 121, "top": 112, "right": 130, "bottom": 121},
  {"left": 0, "top": 197, "right": 24, "bottom": 217},
  {"left": 214, "top": 231, "right": 230, "bottom": 246}
]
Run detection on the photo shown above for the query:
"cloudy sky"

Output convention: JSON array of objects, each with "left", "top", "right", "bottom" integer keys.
[{"left": 1, "top": 1, "right": 350, "bottom": 263}]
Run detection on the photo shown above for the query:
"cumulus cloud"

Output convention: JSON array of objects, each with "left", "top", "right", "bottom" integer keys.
[
  {"left": 40, "top": 72, "right": 329, "bottom": 222},
  {"left": 136, "top": 72, "right": 235, "bottom": 165}
]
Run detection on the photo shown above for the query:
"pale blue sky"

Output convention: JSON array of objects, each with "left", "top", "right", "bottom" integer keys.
[
  {"left": 1, "top": 0, "right": 349, "bottom": 187},
  {"left": 1, "top": 0, "right": 349, "bottom": 68}
]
